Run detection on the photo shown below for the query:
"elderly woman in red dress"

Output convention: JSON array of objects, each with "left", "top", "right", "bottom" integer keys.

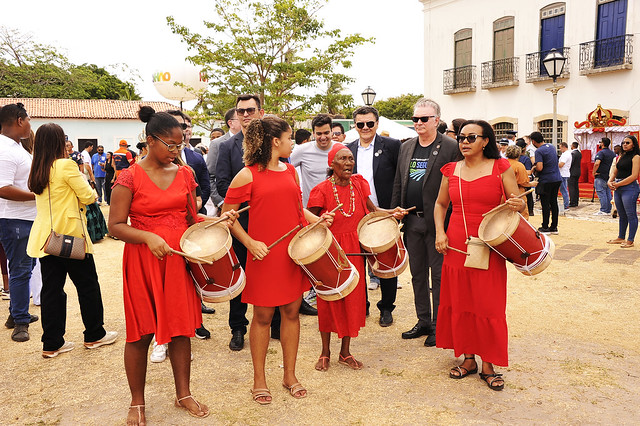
[{"left": 307, "top": 144, "right": 406, "bottom": 371}]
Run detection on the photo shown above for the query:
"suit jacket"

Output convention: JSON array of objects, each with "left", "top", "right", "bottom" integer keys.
[
  {"left": 391, "top": 132, "right": 459, "bottom": 230},
  {"left": 26, "top": 158, "right": 96, "bottom": 257},
  {"left": 183, "top": 148, "right": 211, "bottom": 213},
  {"left": 215, "top": 132, "right": 249, "bottom": 233},
  {"left": 570, "top": 149, "right": 582, "bottom": 177},
  {"left": 346, "top": 134, "right": 401, "bottom": 209},
  {"left": 206, "top": 132, "right": 233, "bottom": 206}
]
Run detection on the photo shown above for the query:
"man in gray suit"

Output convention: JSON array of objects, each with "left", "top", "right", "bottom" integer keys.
[
  {"left": 206, "top": 108, "right": 241, "bottom": 213},
  {"left": 391, "top": 98, "right": 459, "bottom": 346}
]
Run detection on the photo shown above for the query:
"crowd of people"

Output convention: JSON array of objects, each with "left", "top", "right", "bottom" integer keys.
[{"left": 1, "top": 96, "right": 638, "bottom": 423}]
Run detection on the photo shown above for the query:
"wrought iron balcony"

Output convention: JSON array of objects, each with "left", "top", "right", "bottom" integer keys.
[
  {"left": 443, "top": 65, "right": 476, "bottom": 94},
  {"left": 525, "top": 47, "right": 571, "bottom": 82},
  {"left": 481, "top": 57, "right": 519, "bottom": 89},
  {"left": 579, "top": 34, "right": 633, "bottom": 75}
]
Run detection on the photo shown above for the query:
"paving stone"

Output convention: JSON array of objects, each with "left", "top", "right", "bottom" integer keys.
[{"left": 604, "top": 249, "right": 640, "bottom": 265}]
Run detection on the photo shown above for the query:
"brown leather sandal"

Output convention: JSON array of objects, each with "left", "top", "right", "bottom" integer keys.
[
  {"left": 282, "top": 382, "right": 307, "bottom": 399},
  {"left": 174, "top": 395, "right": 210, "bottom": 418},
  {"left": 251, "top": 388, "right": 272, "bottom": 405}
]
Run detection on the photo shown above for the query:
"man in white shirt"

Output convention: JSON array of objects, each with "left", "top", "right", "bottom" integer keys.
[
  {"left": 290, "top": 114, "right": 334, "bottom": 207},
  {"left": 0, "top": 103, "right": 39, "bottom": 342},
  {"left": 80, "top": 141, "right": 95, "bottom": 183},
  {"left": 558, "top": 142, "right": 572, "bottom": 210}
]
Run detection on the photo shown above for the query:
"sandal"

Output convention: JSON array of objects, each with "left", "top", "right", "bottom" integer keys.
[
  {"left": 449, "top": 356, "right": 478, "bottom": 379},
  {"left": 479, "top": 372, "right": 504, "bottom": 391},
  {"left": 315, "top": 355, "right": 330, "bottom": 372},
  {"left": 607, "top": 238, "right": 625, "bottom": 244},
  {"left": 338, "top": 354, "right": 363, "bottom": 370},
  {"left": 174, "top": 395, "right": 210, "bottom": 418},
  {"left": 282, "top": 382, "right": 307, "bottom": 399},
  {"left": 621, "top": 241, "right": 634, "bottom": 248},
  {"left": 127, "top": 405, "right": 145, "bottom": 426},
  {"left": 251, "top": 388, "right": 272, "bottom": 405}
]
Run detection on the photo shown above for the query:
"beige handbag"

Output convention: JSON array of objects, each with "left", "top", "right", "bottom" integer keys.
[
  {"left": 457, "top": 163, "right": 490, "bottom": 270},
  {"left": 40, "top": 187, "right": 87, "bottom": 260}
]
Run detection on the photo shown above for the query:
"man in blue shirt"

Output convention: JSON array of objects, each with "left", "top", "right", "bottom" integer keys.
[
  {"left": 91, "top": 145, "right": 107, "bottom": 204},
  {"left": 532, "top": 131, "right": 561, "bottom": 234},
  {"left": 592, "top": 137, "right": 616, "bottom": 215}
]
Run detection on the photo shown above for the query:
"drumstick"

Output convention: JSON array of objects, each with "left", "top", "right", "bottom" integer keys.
[
  {"left": 482, "top": 189, "right": 534, "bottom": 217},
  {"left": 446, "top": 245, "right": 469, "bottom": 256},
  {"left": 169, "top": 248, "right": 213, "bottom": 264},
  {"left": 367, "top": 206, "right": 417, "bottom": 225},
  {"left": 297, "top": 203, "right": 343, "bottom": 239},
  {"left": 252, "top": 224, "right": 302, "bottom": 261},
  {"left": 345, "top": 253, "right": 376, "bottom": 256},
  {"left": 204, "top": 205, "right": 251, "bottom": 229}
]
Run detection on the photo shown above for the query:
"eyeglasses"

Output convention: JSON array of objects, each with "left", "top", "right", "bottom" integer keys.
[
  {"left": 237, "top": 107, "right": 257, "bottom": 116},
  {"left": 332, "top": 131, "right": 343, "bottom": 136},
  {"left": 456, "top": 134, "right": 484, "bottom": 143},
  {"left": 355, "top": 121, "right": 376, "bottom": 129},
  {"left": 152, "top": 134, "right": 186, "bottom": 152},
  {"left": 412, "top": 115, "right": 436, "bottom": 123}
]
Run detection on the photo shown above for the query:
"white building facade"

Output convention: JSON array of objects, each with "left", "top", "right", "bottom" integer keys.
[{"left": 419, "top": 0, "right": 638, "bottom": 151}]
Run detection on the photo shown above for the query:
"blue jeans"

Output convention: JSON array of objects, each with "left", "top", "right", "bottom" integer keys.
[
  {"left": 594, "top": 177, "right": 612, "bottom": 213},
  {"left": 0, "top": 219, "right": 35, "bottom": 324},
  {"left": 94, "top": 177, "right": 105, "bottom": 203},
  {"left": 560, "top": 177, "right": 570, "bottom": 209},
  {"left": 614, "top": 181, "right": 640, "bottom": 242}
]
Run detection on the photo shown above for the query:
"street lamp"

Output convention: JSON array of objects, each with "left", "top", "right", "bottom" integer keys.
[
  {"left": 361, "top": 86, "right": 376, "bottom": 106},
  {"left": 542, "top": 48, "right": 567, "bottom": 148}
]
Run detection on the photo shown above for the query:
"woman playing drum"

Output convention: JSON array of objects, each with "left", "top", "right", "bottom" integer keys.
[
  {"left": 109, "top": 107, "right": 237, "bottom": 424},
  {"left": 307, "top": 144, "right": 405, "bottom": 371},
  {"left": 434, "top": 120, "right": 525, "bottom": 391},
  {"left": 221, "top": 117, "right": 334, "bottom": 404}
]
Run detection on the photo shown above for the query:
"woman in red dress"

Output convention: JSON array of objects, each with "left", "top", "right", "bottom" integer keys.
[
  {"left": 434, "top": 120, "right": 525, "bottom": 391},
  {"left": 109, "top": 107, "right": 236, "bottom": 424},
  {"left": 307, "top": 144, "right": 406, "bottom": 371},
  {"left": 221, "top": 117, "right": 334, "bottom": 405}
]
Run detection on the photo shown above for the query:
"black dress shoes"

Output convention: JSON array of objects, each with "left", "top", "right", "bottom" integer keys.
[
  {"left": 299, "top": 299, "right": 318, "bottom": 316},
  {"left": 424, "top": 334, "right": 436, "bottom": 347},
  {"left": 201, "top": 302, "right": 216, "bottom": 314},
  {"left": 379, "top": 310, "right": 393, "bottom": 327},
  {"left": 229, "top": 330, "right": 244, "bottom": 351},
  {"left": 401, "top": 323, "right": 430, "bottom": 339}
]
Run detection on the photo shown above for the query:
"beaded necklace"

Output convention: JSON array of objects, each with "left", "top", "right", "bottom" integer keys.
[{"left": 330, "top": 176, "right": 356, "bottom": 217}]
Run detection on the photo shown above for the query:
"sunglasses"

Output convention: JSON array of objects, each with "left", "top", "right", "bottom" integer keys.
[
  {"left": 237, "top": 107, "right": 257, "bottom": 116},
  {"left": 622, "top": 141, "right": 632, "bottom": 145},
  {"left": 152, "top": 134, "right": 186, "bottom": 152},
  {"left": 178, "top": 123, "right": 190, "bottom": 130},
  {"left": 355, "top": 121, "right": 376, "bottom": 129},
  {"left": 456, "top": 134, "right": 484, "bottom": 143},
  {"left": 332, "top": 131, "right": 343, "bottom": 136},
  {"left": 412, "top": 115, "right": 436, "bottom": 123}
]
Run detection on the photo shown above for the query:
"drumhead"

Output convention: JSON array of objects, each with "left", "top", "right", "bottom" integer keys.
[
  {"left": 357, "top": 211, "right": 399, "bottom": 252},
  {"left": 288, "top": 226, "right": 331, "bottom": 264},
  {"left": 180, "top": 222, "right": 231, "bottom": 262},
  {"left": 478, "top": 209, "right": 520, "bottom": 246}
]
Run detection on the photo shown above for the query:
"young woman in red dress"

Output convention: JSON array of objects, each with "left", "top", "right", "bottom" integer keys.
[
  {"left": 109, "top": 107, "right": 237, "bottom": 424},
  {"left": 434, "top": 120, "right": 525, "bottom": 391},
  {"left": 307, "top": 144, "right": 406, "bottom": 371},
  {"left": 221, "top": 117, "right": 334, "bottom": 405}
]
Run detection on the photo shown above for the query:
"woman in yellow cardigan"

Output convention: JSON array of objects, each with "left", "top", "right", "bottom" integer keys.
[{"left": 27, "top": 123, "right": 118, "bottom": 358}]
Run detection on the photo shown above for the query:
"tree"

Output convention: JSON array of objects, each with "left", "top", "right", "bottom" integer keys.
[
  {"left": 167, "top": 0, "right": 370, "bottom": 122},
  {"left": 373, "top": 94, "right": 424, "bottom": 120},
  {"left": 0, "top": 27, "right": 140, "bottom": 100}
]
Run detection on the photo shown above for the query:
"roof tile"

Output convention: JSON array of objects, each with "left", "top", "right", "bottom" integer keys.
[{"left": 0, "top": 98, "right": 179, "bottom": 119}]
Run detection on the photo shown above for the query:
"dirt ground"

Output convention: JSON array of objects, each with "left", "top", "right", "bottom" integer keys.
[{"left": 1, "top": 200, "right": 639, "bottom": 425}]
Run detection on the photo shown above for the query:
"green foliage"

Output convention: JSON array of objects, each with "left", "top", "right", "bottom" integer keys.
[
  {"left": 0, "top": 27, "right": 140, "bottom": 100},
  {"left": 373, "top": 94, "right": 424, "bottom": 120},
  {"left": 167, "top": 0, "right": 371, "bottom": 122}
]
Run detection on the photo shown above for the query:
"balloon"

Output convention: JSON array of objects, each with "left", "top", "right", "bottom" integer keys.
[{"left": 152, "top": 65, "right": 208, "bottom": 101}]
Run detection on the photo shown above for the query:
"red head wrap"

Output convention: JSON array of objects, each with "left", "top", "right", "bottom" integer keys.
[{"left": 327, "top": 143, "right": 348, "bottom": 166}]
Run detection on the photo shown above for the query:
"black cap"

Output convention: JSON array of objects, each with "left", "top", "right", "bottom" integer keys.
[{"left": 506, "top": 130, "right": 517, "bottom": 136}]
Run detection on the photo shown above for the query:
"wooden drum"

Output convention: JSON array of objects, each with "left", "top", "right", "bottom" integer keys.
[{"left": 357, "top": 211, "right": 408, "bottom": 279}]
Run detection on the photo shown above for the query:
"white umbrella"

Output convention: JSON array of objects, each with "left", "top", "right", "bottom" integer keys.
[{"left": 343, "top": 116, "right": 418, "bottom": 143}]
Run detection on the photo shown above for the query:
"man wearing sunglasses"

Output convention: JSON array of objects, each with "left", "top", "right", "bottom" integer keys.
[
  {"left": 346, "top": 106, "right": 401, "bottom": 327},
  {"left": 332, "top": 123, "right": 346, "bottom": 143},
  {"left": 391, "top": 98, "right": 459, "bottom": 347}
]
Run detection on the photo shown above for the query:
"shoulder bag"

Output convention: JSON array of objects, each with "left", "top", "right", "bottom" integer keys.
[
  {"left": 457, "top": 162, "right": 490, "bottom": 270},
  {"left": 41, "top": 186, "right": 87, "bottom": 260}
]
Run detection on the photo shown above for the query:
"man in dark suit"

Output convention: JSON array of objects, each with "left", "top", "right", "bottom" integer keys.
[
  {"left": 167, "top": 110, "right": 211, "bottom": 215},
  {"left": 346, "top": 106, "right": 401, "bottom": 327},
  {"left": 391, "top": 98, "right": 459, "bottom": 346},
  {"left": 568, "top": 142, "right": 582, "bottom": 207},
  {"left": 207, "top": 108, "right": 241, "bottom": 213}
]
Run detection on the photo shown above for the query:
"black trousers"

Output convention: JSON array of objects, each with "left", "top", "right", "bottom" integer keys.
[
  {"left": 365, "top": 266, "right": 398, "bottom": 314},
  {"left": 539, "top": 181, "right": 561, "bottom": 230},
  {"left": 568, "top": 175, "right": 580, "bottom": 206},
  {"left": 39, "top": 254, "right": 106, "bottom": 351}
]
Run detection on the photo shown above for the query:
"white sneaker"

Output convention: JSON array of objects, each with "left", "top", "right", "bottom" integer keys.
[
  {"left": 150, "top": 342, "right": 168, "bottom": 363},
  {"left": 593, "top": 210, "right": 608, "bottom": 216},
  {"left": 368, "top": 280, "right": 379, "bottom": 290},
  {"left": 397, "top": 282, "right": 403, "bottom": 289},
  {"left": 84, "top": 331, "right": 118, "bottom": 349},
  {"left": 43, "top": 341, "right": 75, "bottom": 358}
]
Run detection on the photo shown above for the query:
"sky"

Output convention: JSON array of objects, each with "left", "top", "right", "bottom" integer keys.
[{"left": 0, "top": 0, "right": 425, "bottom": 109}]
